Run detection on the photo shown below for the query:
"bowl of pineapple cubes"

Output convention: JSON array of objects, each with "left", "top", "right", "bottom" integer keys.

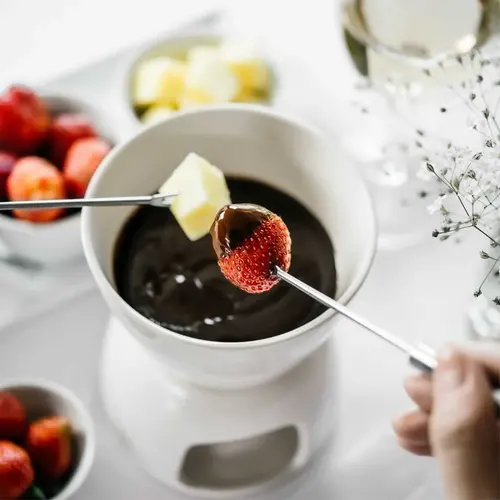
[{"left": 128, "top": 34, "right": 274, "bottom": 126}]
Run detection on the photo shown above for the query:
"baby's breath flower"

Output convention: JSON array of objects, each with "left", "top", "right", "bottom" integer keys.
[
  {"left": 428, "top": 196, "right": 445, "bottom": 215},
  {"left": 413, "top": 46, "right": 500, "bottom": 299},
  {"left": 351, "top": 39, "right": 500, "bottom": 299}
]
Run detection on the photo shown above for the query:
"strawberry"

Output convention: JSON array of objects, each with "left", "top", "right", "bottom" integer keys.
[
  {"left": 26, "top": 416, "right": 72, "bottom": 480},
  {"left": 210, "top": 203, "right": 291, "bottom": 293},
  {"left": 7, "top": 157, "right": 66, "bottom": 223},
  {"left": 63, "top": 137, "right": 111, "bottom": 198},
  {"left": 0, "top": 393, "right": 26, "bottom": 441},
  {"left": 0, "top": 85, "right": 51, "bottom": 155},
  {"left": 0, "top": 152, "right": 17, "bottom": 199},
  {"left": 0, "top": 441, "right": 34, "bottom": 499},
  {"left": 47, "top": 113, "right": 97, "bottom": 168}
]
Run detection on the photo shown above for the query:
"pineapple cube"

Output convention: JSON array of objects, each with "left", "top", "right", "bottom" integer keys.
[
  {"left": 141, "top": 105, "right": 176, "bottom": 125},
  {"left": 187, "top": 45, "right": 219, "bottom": 65},
  {"left": 183, "top": 54, "right": 239, "bottom": 105},
  {"left": 133, "top": 57, "right": 186, "bottom": 107},
  {"left": 219, "top": 40, "right": 270, "bottom": 92},
  {"left": 233, "top": 88, "right": 268, "bottom": 104},
  {"left": 180, "top": 89, "right": 213, "bottom": 109},
  {"left": 157, "top": 62, "right": 186, "bottom": 106},
  {"left": 159, "top": 153, "right": 231, "bottom": 241}
]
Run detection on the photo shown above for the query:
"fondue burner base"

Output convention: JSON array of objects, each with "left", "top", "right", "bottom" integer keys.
[{"left": 100, "top": 317, "right": 337, "bottom": 498}]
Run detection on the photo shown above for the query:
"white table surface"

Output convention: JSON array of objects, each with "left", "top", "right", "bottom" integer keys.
[
  {"left": 0, "top": 234, "right": 479, "bottom": 500},
  {"left": 0, "top": 1, "right": 485, "bottom": 499}
]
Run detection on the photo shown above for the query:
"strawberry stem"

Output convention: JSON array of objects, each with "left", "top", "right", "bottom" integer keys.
[{"left": 23, "top": 484, "right": 47, "bottom": 499}]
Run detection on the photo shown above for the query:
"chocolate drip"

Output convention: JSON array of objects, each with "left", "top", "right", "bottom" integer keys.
[{"left": 211, "top": 203, "right": 271, "bottom": 259}]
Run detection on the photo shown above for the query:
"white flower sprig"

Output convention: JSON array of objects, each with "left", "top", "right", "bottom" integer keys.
[{"left": 414, "top": 47, "right": 500, "bottom": 300}]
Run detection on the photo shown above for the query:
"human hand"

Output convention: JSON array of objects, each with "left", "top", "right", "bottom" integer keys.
[{"left": 393, "top": 342, "right": 500, "bottom": 500}]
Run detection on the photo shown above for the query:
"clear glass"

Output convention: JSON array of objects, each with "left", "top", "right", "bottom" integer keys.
[{"left": 340, "top": 0, "right": 499, "bottom": 250}]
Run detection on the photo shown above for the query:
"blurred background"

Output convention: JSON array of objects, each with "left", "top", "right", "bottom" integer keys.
[{"left": 0, "top": 0, "right": 347, "bottom": 91}]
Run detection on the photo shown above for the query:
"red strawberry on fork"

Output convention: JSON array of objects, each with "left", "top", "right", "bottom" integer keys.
[{"left": 210, "top": 203, "right": 291, "bottom": 293}]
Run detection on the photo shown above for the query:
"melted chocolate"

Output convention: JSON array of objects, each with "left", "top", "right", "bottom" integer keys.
[
  {"left": 211, "top": 203, "right": 271, "bottom": 259},
  {"left": 113, "top": 178, "right": 337, "bottom": 342}
]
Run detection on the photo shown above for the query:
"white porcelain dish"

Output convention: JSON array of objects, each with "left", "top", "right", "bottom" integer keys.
[
  {"left": 0, "top": 95, "right": 114, "bottom": 267},
  {"left": 124, "top": 32, "right": 276, "bottom": 127},
  {"left": 83, "top": 104, "right": 376, "bottom": 386},
  {"left": 0, "top": 379, "right": 95, "bottom": 500}
]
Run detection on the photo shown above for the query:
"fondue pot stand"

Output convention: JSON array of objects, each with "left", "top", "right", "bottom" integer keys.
[{"left": 101, "top": 317, "right": 336, "bottom": 496}]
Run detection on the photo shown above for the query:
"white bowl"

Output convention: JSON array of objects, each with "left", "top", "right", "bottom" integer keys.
[
  {"left": 0, "top": 379, "right": 95, "bottom": 500},
  {"left": 0, "top": 94, "right": 114, "bottom": 267},
  {"left": 82, "top": 105, "right": 377, "bottom": 389},
  {"left": 125, "top": 33, "right": 275, "bottom": 126}
]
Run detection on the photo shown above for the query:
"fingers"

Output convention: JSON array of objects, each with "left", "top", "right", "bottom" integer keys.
[
  {"left": 397, "top": 439, "right": 432, "bottom": 456},
  {"left": 430, "top": 348, "right": 499, "bottom": 500},
  {"left": 393, "top": 409, "right": 429, "bottom": 443},
  {"left": 395, "top": 374, "right": 434, "bottom": 458},
  {"left": 453, "top": 341, "right": 500, "bottom": 380},
  {"left": 393, "top": 409, "right": 432, "bottom": 456},
  {"left": 393, "top": 411, "right": 500, "bottom": 458},
  {"left": 402, "top": 341, "right": 500, "bottom": 417},
  {"left": 404, "top": 374, "right": 432, "bottom": 413}
]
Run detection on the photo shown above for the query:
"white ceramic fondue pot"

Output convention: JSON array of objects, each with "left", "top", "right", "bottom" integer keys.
[{"left": 82, "top": 105, "right": 376, "bottom": 497}]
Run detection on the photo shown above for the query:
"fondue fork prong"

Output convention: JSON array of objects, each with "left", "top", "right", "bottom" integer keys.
[{"left": 0, "top": 192, "right": 178, "bottom": 211}]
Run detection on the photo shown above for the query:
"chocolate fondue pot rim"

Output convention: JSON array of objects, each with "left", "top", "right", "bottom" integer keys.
[{"left": 82, "top": 104, "right": 377, "bottom": 350}]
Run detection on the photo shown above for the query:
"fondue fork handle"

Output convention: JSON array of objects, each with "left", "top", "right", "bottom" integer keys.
[
  {"left": 275, "top": 267, "right": 500, "bottom": 415},
  {"left": 0, "top": 192, "right": 178, "bottom": 211}
]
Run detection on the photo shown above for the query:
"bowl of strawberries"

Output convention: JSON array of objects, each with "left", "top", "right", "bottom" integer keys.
[
  {"left": 0, "top": 381, "right": 95, "bottom": 499},
  {"left": 0, "top": 85, "right": 113, "bottom": 266}
]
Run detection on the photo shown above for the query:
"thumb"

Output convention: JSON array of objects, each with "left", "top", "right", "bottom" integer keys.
[{"left": 430, "top": 348, "right": 499, "bottom": 500}]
